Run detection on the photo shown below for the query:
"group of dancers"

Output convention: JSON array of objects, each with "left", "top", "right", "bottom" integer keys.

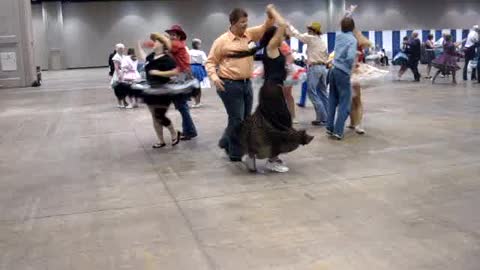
[
  {"left": 106, "top": 4, "right": 439, "bottom": 173},
  {"left": 205, "top": 4, "right": 385, "bottom": 172},
  {"left": 109, "top": 26, "right": 213, "bottom": 145},
  {"left": 393, "top": 25, "right": 480, "bottom": 84}
]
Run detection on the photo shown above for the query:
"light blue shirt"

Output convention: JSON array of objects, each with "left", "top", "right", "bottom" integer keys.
[{"left": 333, "top": 32, "right": 357, "bottom": 75}]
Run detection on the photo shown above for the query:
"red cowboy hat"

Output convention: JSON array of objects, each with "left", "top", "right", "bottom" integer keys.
[{"left": 165, "top": 25, "right": 187, "bottom": 40}]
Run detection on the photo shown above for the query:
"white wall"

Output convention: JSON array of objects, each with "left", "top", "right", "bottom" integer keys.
[
  {"left": 60, "top": 0, "right": 328, "bottom": 68},
  {"left": 0, "top": 0, "right": 35, "bottom": 88},
  {"left": 31, "top": 0, "right": 480, "bottom": 69},
  {"left": 348, "top": 0, "right": 480, "bottom": 31},
  {"left": 32, "top": 4, "right": 47, "bottom": 70}
]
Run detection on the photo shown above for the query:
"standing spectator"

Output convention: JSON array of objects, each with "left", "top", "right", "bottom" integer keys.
[
  {"left": 463, "top": 25, "right": 479, "bottom": 81},
  {"left": 189, "top": 38, "right": 209, "bottom": 108},
  {"left": 379, "top": 49, "right": 389, "bottom": 66}
]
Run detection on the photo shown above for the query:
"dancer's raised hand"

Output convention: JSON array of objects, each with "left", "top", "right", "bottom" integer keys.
[
  {"left": 348, "top": 5, "right": 358, "bottom": 13},
  {"left": 266, "top": 4, "right": 275, "bottom": 18}
]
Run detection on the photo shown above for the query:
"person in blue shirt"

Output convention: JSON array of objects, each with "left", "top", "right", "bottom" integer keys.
[{"left": 326, "top": 17, "right": 358, "bottom": 140}]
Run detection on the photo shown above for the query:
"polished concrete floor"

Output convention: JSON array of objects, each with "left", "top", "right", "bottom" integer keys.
[{"left": 1, "top": 67, "right": 480, "bottom": 270}]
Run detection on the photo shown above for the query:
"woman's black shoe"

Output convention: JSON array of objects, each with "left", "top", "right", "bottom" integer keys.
[{"left": 172, "top": 131, "right": 181, "bottom": 146}]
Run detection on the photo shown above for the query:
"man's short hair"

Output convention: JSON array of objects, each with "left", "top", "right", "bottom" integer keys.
[
  {"left": 229, "top": 8, "right": 248, "bottom": 25},
  {"left": 341, "top": 17, "right": 355, "bottom": 33}
]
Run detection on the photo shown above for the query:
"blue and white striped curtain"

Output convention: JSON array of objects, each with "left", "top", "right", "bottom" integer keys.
[
  {"left": 284, "top": 27, "right": 470, "bottom": 61},
  {"left": 375, "top": 31, "right": 383, "bottom": 50},
  {"left": 291, "top": 28, "right": 470, "bottom": 59}
]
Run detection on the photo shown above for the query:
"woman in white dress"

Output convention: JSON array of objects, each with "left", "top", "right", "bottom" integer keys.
[
  {"left": 111, "top": 43, "right": 128, "bottom": 108},
  {"left": 121, "top": 48, "right": 142, "bottom": 109},
  {"left": 189, "top": 39, "right": 209, "bottom": 108}
]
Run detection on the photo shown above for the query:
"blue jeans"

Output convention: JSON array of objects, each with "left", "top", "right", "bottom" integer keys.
[
  {"left": 327, "top": 68, "right": 352, "bottom": 137},
  {"left": 217, "top": 79, "right": 253, "bottom": 159},
  {"left": 174, "top": 96, "right": 197, "bottom": 137},
  {"left": 298, "top": 81, "right": 308, "bottom": 106},
  {"left": 307, "top": 65, "right": 329, "bottom": 122}
]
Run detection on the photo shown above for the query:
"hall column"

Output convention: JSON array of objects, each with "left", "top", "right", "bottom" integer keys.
[
  {"left": 0, "top": 0, "right": 36, "bottom": 88},
  {"left": 42, "top": 1, "right": 65, "bottom": 70},
  {"left": 327, "top": 0, "right": 346, "bottom": 32}
]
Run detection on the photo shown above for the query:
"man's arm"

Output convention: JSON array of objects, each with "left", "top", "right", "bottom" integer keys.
[
  {"left": 205, "top": 37, "right": 225, "bottom": 90},
  {"left": 287, "top": 24, "right": 312, "bottom": 44},
  {"left": 206, "top": 38, "right": 222, "bottom": 81},
  {"left": 247, "top": 17, "right": 275, "bottom": 42}
]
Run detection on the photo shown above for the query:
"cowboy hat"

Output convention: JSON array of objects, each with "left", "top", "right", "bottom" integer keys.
[
  {"left": 165, "top": 25, "right": 187, "bottom": 40},
  {"left": 307, "top": 22, "right": 322, "bottom": 34}
]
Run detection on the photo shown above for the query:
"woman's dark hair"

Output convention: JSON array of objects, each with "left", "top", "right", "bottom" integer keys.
[
  {"left": 341, "top": 17, "right": 355, "bottom": 33},
  {"left": 403, "top": 36, "right": 408, "bottom": 41},
  {"left": 127, "top": 48, "right": 137, "bottom": 61},
  {"left": 445, "top": 34, "right": 452, "bottom": 42},
  {"left": 428, "top": 34, "right": 434, "bottom": 40},
  {"left": 230, "top": 8, "right": 248, "bottom": 25},
  {"left": 228, "top": 26, "right": 277, "bottom": 59}
]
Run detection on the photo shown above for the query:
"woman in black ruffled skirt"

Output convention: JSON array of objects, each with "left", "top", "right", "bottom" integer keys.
[{"left": 230, "top": 5, "right": 313, "bottom": 173}]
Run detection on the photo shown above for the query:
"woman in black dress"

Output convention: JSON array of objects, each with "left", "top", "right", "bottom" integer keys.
[
  {"left": 136, "top": 33, "right": 182, "bottom": 148},
  {"left": 424, "top": 34, "right": 436, "bottom": 79},
  {"left": 230, "top": 5, "right": 313, "bottom": 173}
]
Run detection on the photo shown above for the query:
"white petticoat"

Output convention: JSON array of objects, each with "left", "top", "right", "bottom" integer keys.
[
  {"left": 351, "top": 63, "right": 389, "bottom": 86},
  {"left": 252, "top": 64, "right": 307, "bottom": 86}
]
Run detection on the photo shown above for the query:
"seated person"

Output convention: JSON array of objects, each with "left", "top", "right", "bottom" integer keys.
[{"left": 379, "top": 49, "right": 389, "bottom": 66}]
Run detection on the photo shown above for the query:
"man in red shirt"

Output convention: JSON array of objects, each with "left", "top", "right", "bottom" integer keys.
[{"left": 165, "top": 25, "right": 197, "bottom": 140}]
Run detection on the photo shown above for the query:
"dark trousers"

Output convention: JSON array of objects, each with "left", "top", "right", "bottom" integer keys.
[
  {"left": 407, "top": 58, "right": 420, "bottom": 81},
  {"left": 173, "top": 96, "right": 197, "bottom": 137},
  {"left": 113, "top": 82, "right": 130, "bottom": 100},
  {"left": 464, "top": 46, "right": 476, "bottom": 81},
  {"left": 477, "top": 53, "right": 480, "bottom": 83},
  {"left": 217, "top": 79, "right": 253, "bottom": 159},
  {"left": 380, "top": 56, "right": 389, "bottom": 66}
]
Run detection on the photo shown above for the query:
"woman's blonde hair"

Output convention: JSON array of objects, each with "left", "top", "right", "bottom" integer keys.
[
  {"left": 150, "top": 32, "right": 171, "bottom": 52},
  {"left": 354, "top": 30, "right": 372, "bottom": 49}
]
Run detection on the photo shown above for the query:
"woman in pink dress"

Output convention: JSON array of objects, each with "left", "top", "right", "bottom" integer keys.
[{"left": 432, "top": 34, "right": 461, "bottom": 84}]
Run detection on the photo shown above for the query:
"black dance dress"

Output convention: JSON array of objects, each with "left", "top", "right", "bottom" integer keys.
[
  {"left": 239, "top": 50, "right": 313, "bottom": 159},
  {"left": 141, "top": 53, "right": 177, "bottom": 106}
]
